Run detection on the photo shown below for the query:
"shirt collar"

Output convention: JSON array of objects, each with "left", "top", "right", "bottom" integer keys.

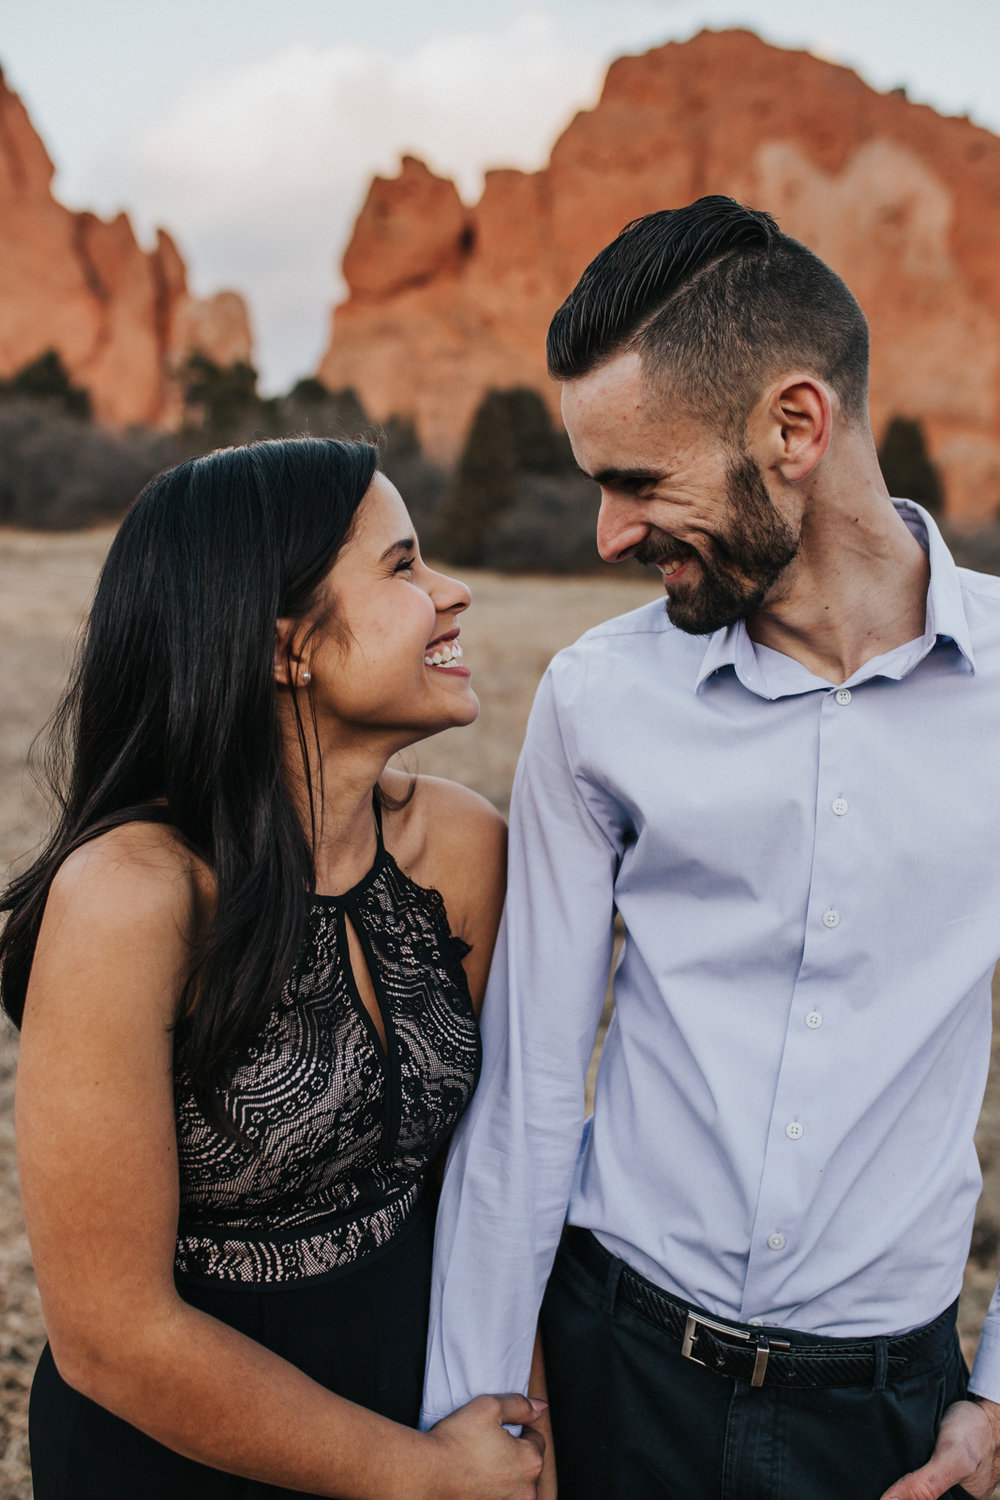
[{"left": 693, "top": 500, "right": 975, "bottom": 698}]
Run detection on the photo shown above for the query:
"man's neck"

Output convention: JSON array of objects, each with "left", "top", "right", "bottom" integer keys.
[{"left": 747, "top": 490, "right": 932, "bottom": 687}]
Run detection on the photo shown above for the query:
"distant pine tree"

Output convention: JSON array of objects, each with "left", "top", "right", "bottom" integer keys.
[
  {"left": 180, "top": 353, "right": 278, "bottom": 447},
  {"left": 878, "top": 415, "right": 944, "bottom": 516},
  {"left": 0, "top": 350, "right": 91, "bottom": 419},
  {"left": 437, "top": 388, "right": 574, "bottom": 566},
  {"left": 281, "top": 380, "right": 369, "bottom": 439}
]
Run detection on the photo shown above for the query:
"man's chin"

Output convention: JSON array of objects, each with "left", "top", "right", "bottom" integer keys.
[{"left": 664, "top": 581, "right": 767, "bottom": 636}]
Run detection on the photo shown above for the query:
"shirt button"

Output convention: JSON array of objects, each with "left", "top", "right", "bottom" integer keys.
[
  {"left": 835, "top": 688, "right": 852, "bottom": 705},
  {"left": 822, "top": 909, "right": 840, "bottom": 928},
  {"left": 767, "top": 1232, "right": 786, "bottom": 1251},
  {"left": 747, "top": 1317, "right": 764, "bottom": 1327},
  {"left": 806, "top": 1011, "right": 823, "bottom": 1029},
  {"left": 785, "top": 1122, "right": 803, "bottom": 1140},
  {"left": 831, "top": 798, "right": 848, "bottom": 816}
]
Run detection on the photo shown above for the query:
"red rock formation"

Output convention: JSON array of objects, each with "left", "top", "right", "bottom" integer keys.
[
  {"left": 318, "top": 29, "right": 1000, "bottom": 524},
  {"left": 0, "top": 67, "right": 252, "bottom": 429}
]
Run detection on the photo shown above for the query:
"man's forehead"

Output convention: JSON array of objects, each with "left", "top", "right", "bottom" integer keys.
[
  {"left": 559, "top": 349, "right": 648, "bottom": 419},
  {"left": 560, "top": 356, "right": 715, "bottom": 474}
]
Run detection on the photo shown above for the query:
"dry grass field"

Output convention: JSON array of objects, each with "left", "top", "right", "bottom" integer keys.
[{"left": 1, "top": 526, "right": 1000, "bottom": 1496}]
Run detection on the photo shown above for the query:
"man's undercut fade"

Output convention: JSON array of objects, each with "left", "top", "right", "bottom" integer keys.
[{"left": 547, "top": 196, "right": 871, "bottom": 439}]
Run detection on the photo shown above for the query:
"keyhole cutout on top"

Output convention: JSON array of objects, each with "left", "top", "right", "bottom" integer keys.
[{"left": 343, "top": 912, "right": 388, "bottom": 1053}]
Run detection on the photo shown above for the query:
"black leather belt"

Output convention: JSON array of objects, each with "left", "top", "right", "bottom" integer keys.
[{"left": 561, "top": 1226, "right": 958, "bottom": 1391}]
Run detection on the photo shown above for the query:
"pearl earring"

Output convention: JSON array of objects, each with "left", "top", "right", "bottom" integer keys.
[{"left": 301, "top": 670, "right": 312, "bottom": 685}]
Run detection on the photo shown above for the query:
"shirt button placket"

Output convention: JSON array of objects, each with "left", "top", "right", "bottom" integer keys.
[{"left": 755, "top": 684, "right": 851, "bottom": 1302}]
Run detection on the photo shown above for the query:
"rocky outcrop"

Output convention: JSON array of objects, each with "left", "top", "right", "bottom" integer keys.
[
  {"left": 0, "top": 67, "right": 252, "bottom": 429},
  {"left": 318, "top": 29, "right": 1000, "bottom": 523}
]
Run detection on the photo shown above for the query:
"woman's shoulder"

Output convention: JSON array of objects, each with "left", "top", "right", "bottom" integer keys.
[
  {"left": 380, "top": 769, "right": 505, "bottom": 869},
  {"left": 46, "top": 820, "right": 212, "bottom": 938},
  {"left": 379, "top": 774, "right": 506, "bottom": 1007}
]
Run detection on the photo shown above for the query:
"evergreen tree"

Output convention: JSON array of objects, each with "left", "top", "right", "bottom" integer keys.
[
  {"left": 437, "top": 388, "right": 572, "bottom": 566},
  {"left": 0, "top": 350, "right": 91, "bottom": 419},
  {"left": 878, "top": 415, "right": 944, "bottom": 516}
]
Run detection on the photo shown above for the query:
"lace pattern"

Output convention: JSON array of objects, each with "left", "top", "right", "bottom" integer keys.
[{"left": 173, "top": 849, "right": 479, "bottom": 1285}]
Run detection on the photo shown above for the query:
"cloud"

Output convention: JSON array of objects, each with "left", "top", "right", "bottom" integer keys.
[{"left": 117, "top": 12, "right": 609, "bottom": 390}]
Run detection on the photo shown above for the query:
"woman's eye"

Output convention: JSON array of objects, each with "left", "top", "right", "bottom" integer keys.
[{"left": 394, "top": 555, "right": 416, "bottom": 574}]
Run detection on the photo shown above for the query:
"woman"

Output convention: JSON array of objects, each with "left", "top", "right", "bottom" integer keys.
[{"left": 1, "top": 438, "right": 545, "bottom": 1499}]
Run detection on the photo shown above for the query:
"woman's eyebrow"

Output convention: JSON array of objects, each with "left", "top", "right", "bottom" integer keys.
[{"left": 379, "top": 537, "right": 416, "bottom": 562}]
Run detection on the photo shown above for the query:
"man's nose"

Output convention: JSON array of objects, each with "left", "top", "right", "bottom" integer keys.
[{"left": 596, "top": 492, "right": 648, "bottom": 564}]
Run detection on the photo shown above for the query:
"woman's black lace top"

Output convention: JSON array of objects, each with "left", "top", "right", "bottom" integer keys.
[{"left": 172, "top": 826, "right": 481, "bottom": 1287}]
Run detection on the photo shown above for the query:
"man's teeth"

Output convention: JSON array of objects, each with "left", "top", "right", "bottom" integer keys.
[
  {"left": 660, "top": 548, "right": 693, "bottom": 578},
  {"left": 425, "top": 641, "right": 464, "bottom": 667}
]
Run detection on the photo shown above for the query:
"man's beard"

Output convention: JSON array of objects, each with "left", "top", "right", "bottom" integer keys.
[{"left": 635, "top": 452, "right": 801, "bottom": 635}]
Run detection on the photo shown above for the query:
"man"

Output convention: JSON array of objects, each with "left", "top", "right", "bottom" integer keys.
[{"left": 421, "top": 196, "right": 1000, "bottom": 1499}]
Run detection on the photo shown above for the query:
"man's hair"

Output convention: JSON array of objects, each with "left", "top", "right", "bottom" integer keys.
[{"left": 546, "top": 196, "right": 870, "bottom": 437}]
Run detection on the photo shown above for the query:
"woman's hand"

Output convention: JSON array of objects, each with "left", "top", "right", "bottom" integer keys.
[{"left": 421, "top": 1393, "right": 546, "bottom": 1500}]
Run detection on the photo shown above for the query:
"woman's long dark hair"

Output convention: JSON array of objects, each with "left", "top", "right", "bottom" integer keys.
[{"left": 0, "top": 437, "right": 379, "bottom": 1129}]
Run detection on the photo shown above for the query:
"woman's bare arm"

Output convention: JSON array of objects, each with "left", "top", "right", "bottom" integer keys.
[{"left": 16, "top": 824, "right": 541, "bottom": 1500}]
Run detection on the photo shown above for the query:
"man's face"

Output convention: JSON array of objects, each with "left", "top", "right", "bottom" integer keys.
[{"left": 561, "top": 351, "right": 801, "bottom": 634}]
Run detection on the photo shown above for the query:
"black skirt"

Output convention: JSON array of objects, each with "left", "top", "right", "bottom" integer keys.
[{"left": 29, "top": 1210, "right": 433, "bottom": 1500}]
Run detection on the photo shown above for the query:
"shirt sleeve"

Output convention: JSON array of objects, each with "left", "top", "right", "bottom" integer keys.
[
  {"left": 969, "top": 1283, "right": 1000, "bottom": 1402},
  {"left": 420, "top": 657, "right": 622, "bottom": 1427}
]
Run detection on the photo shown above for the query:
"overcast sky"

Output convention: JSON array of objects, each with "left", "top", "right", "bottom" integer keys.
[{"left": 3, "top": 0, "right": 997, "bottom": 392}]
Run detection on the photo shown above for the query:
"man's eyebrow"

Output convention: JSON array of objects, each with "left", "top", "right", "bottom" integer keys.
[
  {"left": 379, "top": 537, "right": 415, "bottom": 562},
  {"left": 589, "top": 465, "right": 662, "bottom": 486}
]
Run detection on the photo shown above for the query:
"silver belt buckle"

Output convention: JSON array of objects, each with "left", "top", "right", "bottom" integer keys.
[{"left": 681, "top": 1310, "right": 787, "bottom": 1388}]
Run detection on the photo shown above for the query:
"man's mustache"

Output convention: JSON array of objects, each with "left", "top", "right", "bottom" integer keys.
[{"left": 633, "top": 532, "right": 696, "bottom": 568}]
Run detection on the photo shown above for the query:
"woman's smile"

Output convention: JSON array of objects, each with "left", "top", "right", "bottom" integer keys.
[{"left": 424, "top": 628, "right": 470, "bottom": 675}]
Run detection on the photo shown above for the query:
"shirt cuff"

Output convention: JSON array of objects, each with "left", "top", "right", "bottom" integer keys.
[{"left": 969, "top": 1321, "right": 1000, "bottom": 1405}]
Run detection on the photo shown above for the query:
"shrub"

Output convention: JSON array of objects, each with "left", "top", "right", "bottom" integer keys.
[
  {"left": 480, "top": 473, "right": 603, "bottom": 573},
  {"left": 375, "top": 417, "right": 448, "bottom": 557},
  {"left": 0, "top": 402, "right": 183, "bottom": 529}
]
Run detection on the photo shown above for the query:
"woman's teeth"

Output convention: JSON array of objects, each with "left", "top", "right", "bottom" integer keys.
[{"left": 425, "top": 641, "right": 464, "bottom": 667}]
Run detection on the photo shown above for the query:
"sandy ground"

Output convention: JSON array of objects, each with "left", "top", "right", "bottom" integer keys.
[{"left": 1, "top": 527, "right": 999, "bottom": 1495}]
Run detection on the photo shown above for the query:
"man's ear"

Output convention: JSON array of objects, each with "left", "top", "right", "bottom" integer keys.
[
  {"left": 751, "top": 375, "right": 833, "bottom": 482},
  {"left": 274, "top": 617, "right": 308, "bottom": 689}
]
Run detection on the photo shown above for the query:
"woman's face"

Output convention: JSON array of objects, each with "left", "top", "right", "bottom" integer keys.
[{"left": 300, "top": 473, "right": 478, "bottom": 749}]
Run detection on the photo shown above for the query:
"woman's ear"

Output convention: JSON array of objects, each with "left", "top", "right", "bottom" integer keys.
[
  {"left": 274, "top": 618, "right": 309, "bottom": 689},
  {"left": 750, "top": 375, "right": 833, "bottom": 483}
]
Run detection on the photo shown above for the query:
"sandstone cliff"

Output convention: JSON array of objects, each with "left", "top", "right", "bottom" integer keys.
[
  {"left": 0, "top": 67, "right": 252, "bottom": 429},
  {"left": 318, "top": 30, "right": 1000, "bottom": 523}
]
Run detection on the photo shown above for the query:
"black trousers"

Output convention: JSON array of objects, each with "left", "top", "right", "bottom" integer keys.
[{"left": 540, "top": 1227, "right": 973, "bottom": 1500}]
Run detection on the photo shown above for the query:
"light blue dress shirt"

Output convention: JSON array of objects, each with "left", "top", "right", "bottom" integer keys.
[{"left": 421, "top": 502, "right": 1000, "bottom": 1426}]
